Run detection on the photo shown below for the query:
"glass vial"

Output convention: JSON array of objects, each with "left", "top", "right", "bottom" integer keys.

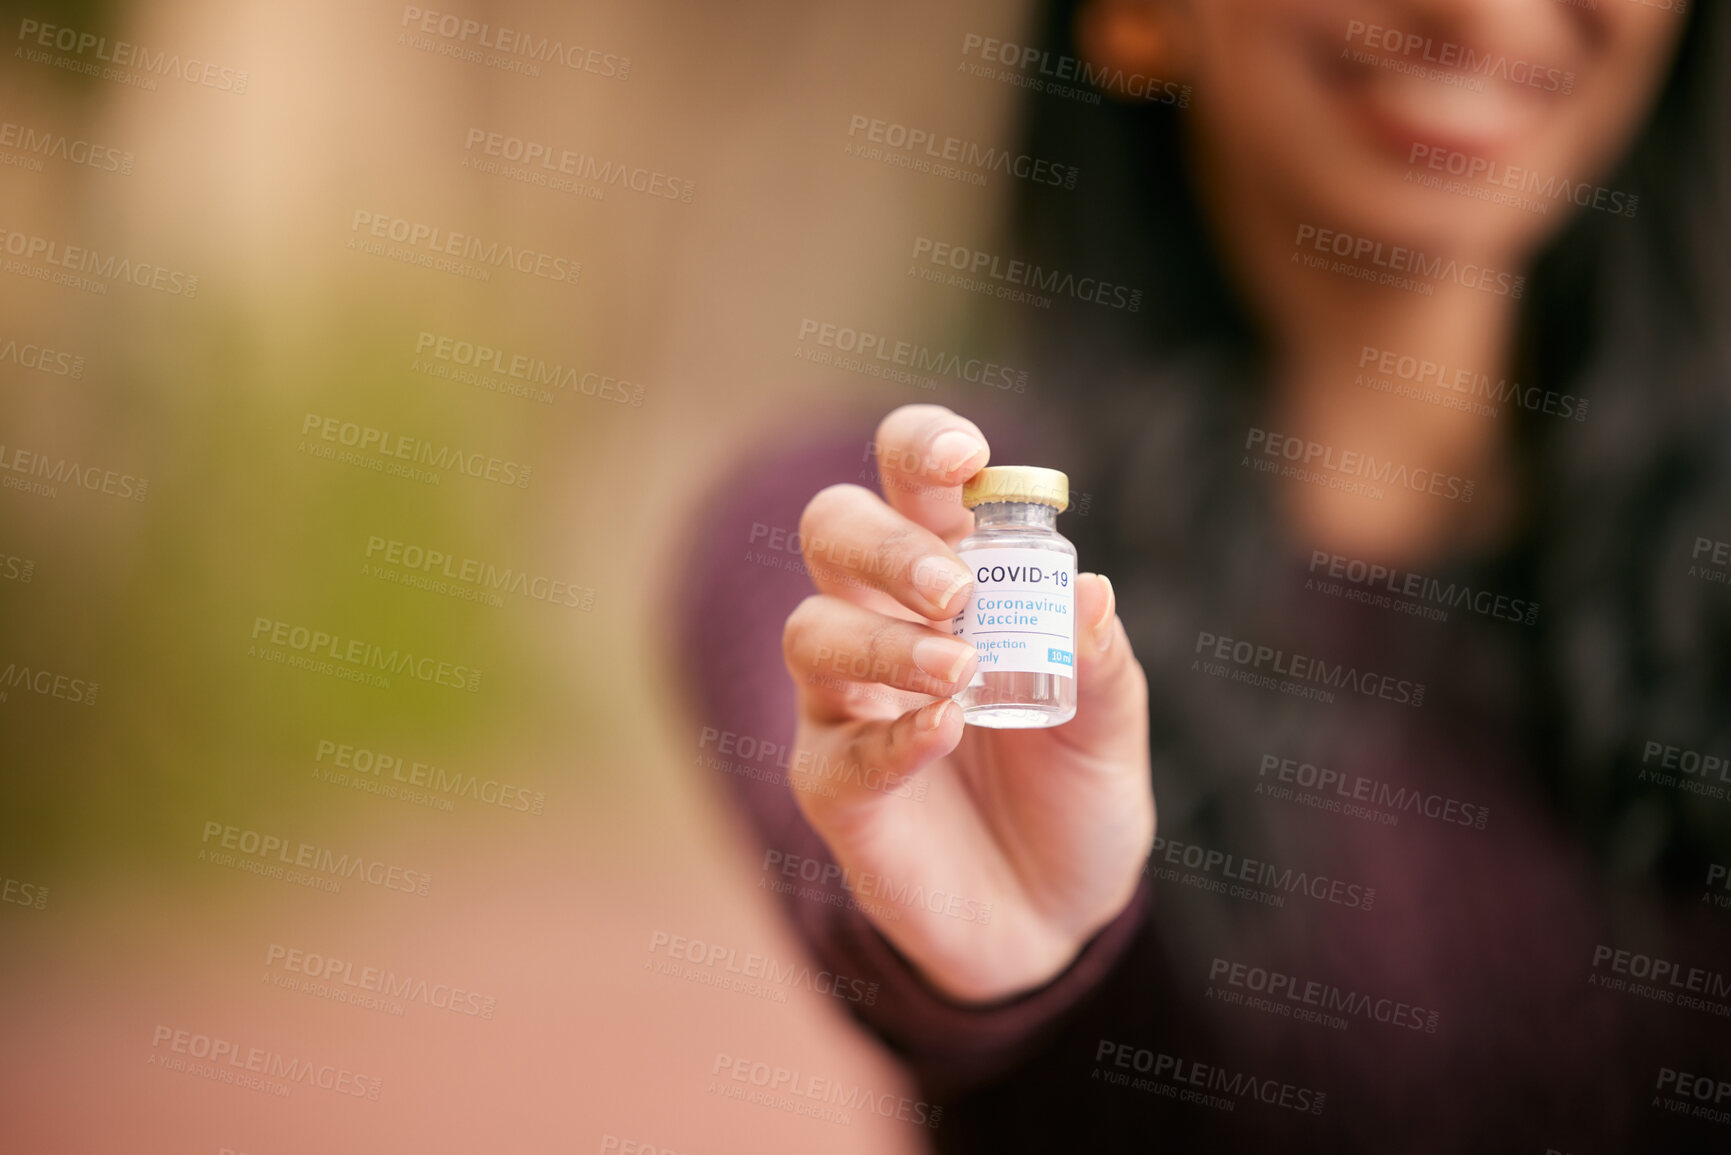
[{"left": 950, "top": 466, "right": 1077, "bottom": 728}]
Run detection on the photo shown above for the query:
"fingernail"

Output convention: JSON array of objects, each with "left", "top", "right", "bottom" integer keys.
[
  {"left": 1092, "top": 574, "right": 1116, "bottom": 632},
  {"left": 913, "top": 637, "right": 976, "bottom": 683},
  {"left": 929, "top": 430, "right": 987, "bottom": 477},
  {"left": 916, "top": 699, "right": 955, "bottom": 731},
  {"left": 913, "top": 557, "right": 972, "bottom": 611},
  {"left": 1091, "top": 574, "right": 1116, "bottom": 653}
]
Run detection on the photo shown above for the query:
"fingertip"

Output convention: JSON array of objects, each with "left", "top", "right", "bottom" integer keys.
[
  {"left": 911, "top": 556, "right": 975, "bottom": 618},
  {"left": 930, "top": 430, "right": 990, "bottom": 480},
  {"left": 877, "top": 406, "right": 991, "bottom": 484},
  {"left": 1071, "top": 576, "right": 1121, "bottom": 663},
  {"left": 915, "top": 697, "right": 959, "bottom": 733},
  {"left": 1075, "top": 573, "right": 1116, "bottom": 648},
  {"left": 876, "top": 403, "right": 956, "bottom": 448},
  {"left": 1094, "top": 573, "right": 1116, "bottom": 629},
  {"left": 906, "top": 697, "right": 966, "bottom": 762}
]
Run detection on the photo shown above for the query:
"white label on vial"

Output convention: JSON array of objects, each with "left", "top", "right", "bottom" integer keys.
[{"left": 951, "top": 547, "right": 1076, "bottom": 678}]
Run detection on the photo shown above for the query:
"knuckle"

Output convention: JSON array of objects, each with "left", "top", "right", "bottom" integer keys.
[
  {"left": 782, "top": 595, "right": 827, "bottom": 658},
  {"left": 840, "top": 727, "right": 877, "bottom": 781},
  {"left": 887, "top": 707, "right": 925, "bottom": 763},
  {"left": 861, "top": 617, "right": 901, "bottom": 680},
  {"left": 799, "top": 484, "right": 871, "bottom": 549},
  {"left": 874, "top": 523, "right": 924, "bottom": 578}
]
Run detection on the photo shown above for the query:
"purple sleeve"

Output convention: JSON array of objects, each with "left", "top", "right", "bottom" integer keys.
[{"left": 674, "top": 420, "right": 1149, "bottom": 1096}]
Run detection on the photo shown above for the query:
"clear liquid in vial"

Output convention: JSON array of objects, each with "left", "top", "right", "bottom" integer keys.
[{"left": 951, "top": 497, "right": 1077, "bottom": 728}]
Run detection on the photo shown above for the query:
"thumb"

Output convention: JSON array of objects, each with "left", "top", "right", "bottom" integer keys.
[
  {"left": 1057, "top": 573, "right": 1149, "bottom": 761},
  {"left": 789, "top": 699, "right": 964, "bottom": 820}
]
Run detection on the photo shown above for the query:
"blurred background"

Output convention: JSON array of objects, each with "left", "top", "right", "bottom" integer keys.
[{"left": 0, "top": 0, "right": 1036, "bottom": 1149}]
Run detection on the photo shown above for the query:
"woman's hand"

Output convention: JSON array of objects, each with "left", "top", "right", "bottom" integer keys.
[{"left": 781, "top": 404, "right": 1154, "bottom": 1004}]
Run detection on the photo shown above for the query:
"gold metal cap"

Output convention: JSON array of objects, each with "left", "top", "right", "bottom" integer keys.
[{"left": 961, "top": 466, "right": 1069, "bottom": 512}]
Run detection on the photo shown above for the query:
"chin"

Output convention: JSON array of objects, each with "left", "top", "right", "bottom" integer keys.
[{"left": 1311, "top": 173, "right": 1541, "bottom": 263}]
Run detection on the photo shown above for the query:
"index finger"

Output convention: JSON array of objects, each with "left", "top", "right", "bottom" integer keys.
[{"left": 872, "top": 405, "right": 991, "bottom": 545}]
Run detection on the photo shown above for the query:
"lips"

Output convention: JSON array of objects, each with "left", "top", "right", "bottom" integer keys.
[{"left": 1317, "top": 32, "right": 1553, "bottom": 159}]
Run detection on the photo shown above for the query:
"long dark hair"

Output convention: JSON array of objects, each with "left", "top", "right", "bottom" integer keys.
[{"left": 1004, "top": 1, "right": 1731, "bottom": 885}]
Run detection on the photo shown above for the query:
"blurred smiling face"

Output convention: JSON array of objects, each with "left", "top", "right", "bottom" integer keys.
[{"left": 1086, "top": 0, "right": 1688, "bottom": 261}]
